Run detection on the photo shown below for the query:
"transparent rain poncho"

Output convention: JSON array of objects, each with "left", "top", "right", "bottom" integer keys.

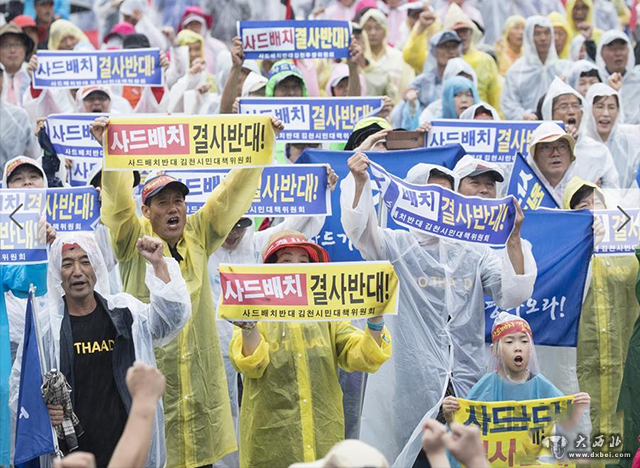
[
  {"left": 595, "top": 31, "right": 640, "bottom": 124},
  {"left": 9, "top": 233, "right": 192, "bottom": 468},
  {"left": 340, "top": 166, "right": 537, "bottom": 466},
  {"left": 580, "top": 83, "right": 640, "bottom": 188},
  {"left": 501, "top": 16, "right": 569, "bottom": 120}
]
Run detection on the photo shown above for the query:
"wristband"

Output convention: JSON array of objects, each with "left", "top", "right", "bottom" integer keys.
[{"left": 367, "top": 319, "right": 385, "bottom": 332}]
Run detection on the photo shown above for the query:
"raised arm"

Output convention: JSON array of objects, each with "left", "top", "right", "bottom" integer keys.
[{"left": 91, "top": 117, "right": 143, "bottom": 263}]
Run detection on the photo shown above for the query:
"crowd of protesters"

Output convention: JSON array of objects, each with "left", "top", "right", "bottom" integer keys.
[{"left": 1, "top": 0, "right": 640, "bottom": 467}]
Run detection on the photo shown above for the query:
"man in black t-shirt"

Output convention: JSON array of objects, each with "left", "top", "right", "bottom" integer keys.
[{"left": 44, "top": 234, "right": 191, "bottom": 468}]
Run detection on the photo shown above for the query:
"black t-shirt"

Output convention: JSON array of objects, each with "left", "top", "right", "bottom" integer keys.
[{"left": 70, "top": 302, "right": 128, "bottom": 468}]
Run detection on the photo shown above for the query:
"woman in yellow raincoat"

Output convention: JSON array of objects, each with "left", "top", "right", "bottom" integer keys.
[
  {"left": 230, "top": 231, "right": 392, "bottom": 468},
  {"left": 562, "top": 177, "right": 640, "bottom": 444},
  {"left": 565, "top": 0, "right": 603, "bottom": 44},
  {"left": 494, "top": 15, "right": 525, "bottom": 77}
]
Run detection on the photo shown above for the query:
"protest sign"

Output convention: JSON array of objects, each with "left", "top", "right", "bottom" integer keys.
[
  {"left": 238, "top": 20, "right": 351, "bottom": 60},
  {"left": 453, "top": 396, "right": 575, "bottom": 468},
  {"left": 217, "top": 262, "right": 398, "bottom": 321},
  {"left": 166, "top": 165, "right": 331, "bottom": 216},
  {"left": 33, "top": 49, "right": 162, "bottom": 88},
  {"left": 427, "top": 120, "right": 561, "bottom": 164},
  {"left": 239, "top": 97, "right": 383, "bottom": 142},
  {"left": 46, "top": 187, "right": 100, "bottom": 233},
  {"left": 369, "top": 162, "right": 516, "bottom": 246},
  {"left": 46, "top": 113, "right": 105, "bottom": 186},
  {"left": 594, "top": 209, "right": 640, "bottom": 256},
  {"left": 485, "top": 209, "right": 593, "bottom": 347},
  {"left": 0, "top": 190, "right": 47, "bottom": 265},
  {"left": 296, "top": 145, "right": 466, "bottom": 261},
  {"left": 104, "top": 115, "right": 274, "bottom": 170},
  {"left": 507, "top": 153, "right": 559, "bottom": 210}
]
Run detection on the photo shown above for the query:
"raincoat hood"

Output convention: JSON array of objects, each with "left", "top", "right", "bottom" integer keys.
[
  {"left": 441, "top": 76, "right": 479, "bottom": 119},
  {"left": 562, "top": 176, "right": 606, "bottom": 209},
  {"left": 567, "top": 59, "right": 602, "bottom": 90},
  {"left": 360, "top": 8, "right": 389, "bottom": 61},
  {"left": 48, "top": 19, "right": 92, "bottom": 51},
  {"left": 405, "top": 163, "right": 457, "bottom": 189},
  {"left": 580, "top": 82, "right": 621, "bottom": 143},
  {"left": 459, "top": 102, "right": 501, "bottom": 120},
  {"left": 344, "top": 116, "right": 392, "bottom": 150},
  {"left": 541, "top": 76, "right": 584, "bottom": 121},
  {"left": 442, "top": 3, "right": 482, "bottom": 49},
  {"left": 241, "top": 71, "right": 268, "bottom": 97},
  {"left": 177, "top": 29, "right": 204, "bottom": 57},
  {"left": 324, "top": 63, "right": 367, "bottom": 96},
  {"left": 502, "top": 15, "right": 526, "bottom": 49},
  {"left": 177, "top": 6, "right": 213, "bottom": 32},
  {"left": 489, "top": 312, "right": 540, "bottom": 377},
  {"left": 2, "top": 155, "right": 48, "bottom": 188},
  {"left": 523, "top": 16, "right": 558, "bottom": 67},
  {"left": 548, "top": 11, "right": 573, "bottom": 59},
  {"left": 265, "top": 60, "right": 308, "bottom": 98},
  {"left": 443, "top": 57, "right": 478, "bottom": 87},
  {"left": 566, "top": 0, "right": 595, "bottom": 36},
  {"left": 569, "top": 34, "right": 586, "bottom": 61},
  {"left": 596, "top": 31, "right": 635, "bottom": 79}
]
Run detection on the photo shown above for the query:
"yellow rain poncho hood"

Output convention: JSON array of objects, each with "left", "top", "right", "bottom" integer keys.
[
  {"left": 563, "top": 177, "right": 640, "bottom": 442},
  {"left": 566, "top": 0, "right": 603, "bottom": 43},
  {"left": 176, "top": 29, "right": 204, "bottom": 57},
  {"left": 548, "top": 11, "right": 573, "bottom": 59},
  {"left": 47, "top": 19, "right": 92, "bottom": 51}
]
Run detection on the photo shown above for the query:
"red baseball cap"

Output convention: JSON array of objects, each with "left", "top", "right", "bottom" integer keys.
[
  {"left": 141, "top": 174, "right": 189, "bottom": 205},
  {"left": 11, "top": 15, "right": 37, "bottom": 30}
]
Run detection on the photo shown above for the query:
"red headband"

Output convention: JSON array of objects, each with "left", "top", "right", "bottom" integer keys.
[
  {"left": 61, "top": 242, "right": 80, "bottom": 252},
  {"left": 491, "top": 319, "right": 533, "bottom": 343}
]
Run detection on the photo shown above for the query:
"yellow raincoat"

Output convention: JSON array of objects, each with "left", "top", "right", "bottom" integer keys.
[
  {"left": 230, "top": 321, "right": 391, "bottom": 468},
  {"left": 47, "top": 19, "right": 92, "bottom": 50},
  {"left": 549, "top": 12, "right": 573, "bottom": 60},
  {"left": 494, "top": 15, "right": 525, "bottom": 77},
  {"left": 562, "top": 177, "right": 640, "bottom": 442},
  {"left": 102, "top": 168, "right": 263, "bottom": 468},
  {"left": 566, "top": 0, "right": 603, "bottom": 44},
  {"left": 176, "top": 29, "right": 218, "bottom": 93}
]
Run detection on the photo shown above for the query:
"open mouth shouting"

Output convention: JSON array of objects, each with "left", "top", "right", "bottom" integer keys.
[
  {"left": 566, "top": 117, "right": 577, "bottom": 125},
  {"left": 514, "top": 355, "right": 524, "bottom": 366},
  {"left": 167, "top": 216, "right": 181, "bottom": 229}
]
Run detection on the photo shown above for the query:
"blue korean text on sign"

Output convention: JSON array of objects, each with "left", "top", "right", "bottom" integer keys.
[
  {"left": 507, "top": 153, "right": 559, "bottom": 210},
  {"left": 484, "top": 209, "right": 594, "bottom": 347},
  {"left": 33, "top": 49, "right": 162, "bottom": 88},
  {"left": 239, "top": 97, "right": 384, "bottom": 142},
  {"left": 238, "top": 20, "right": 351, "bottom": 60},
  {"left": 427, "top": 120, "right": 561, "bottom": 164},
  {"left": 296, "top": 145, "right": 466, "bottom": 261},
  {"left": 46, "top": 187, "right": 101, "bottom": 233},
  {"left": 369, "top": 162, "right": 517, "bottom": 246},
  {"left": 593, "top": 209, "right": 640, "bottom": 256},
  {"left": 0, "top": 190, "right": 47, "bottom": 265},
  {"left": 166, "top": 165, "right": 331, "bottom": 217},
  {"left": 46, "top": 113, "right": 105, "bottom": 186}
]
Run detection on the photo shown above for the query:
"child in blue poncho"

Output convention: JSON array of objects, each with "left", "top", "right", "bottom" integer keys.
[{"left": 443, "top": 312, "right": 590, "bottom": 429}]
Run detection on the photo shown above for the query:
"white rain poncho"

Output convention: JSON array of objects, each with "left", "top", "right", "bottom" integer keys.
[
  {"left": 527, "top": 122, "right": 617, "bottom": 206},
  {"left": 567, "top": 60, "right": 602, "bottom": 92},
  {"left": 206, "top": 215, "right": 325, "bottom": 467},
  {"left": 340, "top": 169, "right": 537, "bottom": 466},
  {"left": 501, "top": 16, "right": 570, "bottom": 120},
  {"left": 417, "top": 58, "right": 477, "bottom": 125},
  {"left": 539, "top": 81, "right": 620, "bottom": 190},
  {"left": 596, "top": 31, "right": 640, "bottom": 124},
  {"left": 593, "top": 0, "right": 621, "bottom": 31},
  {"left": 0, "top": 102, "right": 39, "bottom": 170},
  {"left": 459, "top": 102, "right": 501, "bottom": 120},
  {"left": 581, "top": 83, "right": 640, "bottom": 188},
  {"left": 9, "top": 233, "right": 192, "bottom": 468}
]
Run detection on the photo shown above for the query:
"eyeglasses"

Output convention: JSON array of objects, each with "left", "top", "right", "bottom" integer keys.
[
  {"left": 0, "top": 41, "right": 25, "bottom": 50},
  {"left": 537, "top": 142, "right": 571, "bottom": 156},
  {"left": 553, "top": 103, "right": 582, "bottom": 112}
]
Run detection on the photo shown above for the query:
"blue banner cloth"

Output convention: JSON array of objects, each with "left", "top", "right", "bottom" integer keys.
[
  {"left": 33, "top": 49, "right": 162, "bottom": 88},
  {"left": 239, "top": 97, "right": 383, "bottom": 142},
  {"left": 484, "top": 209, "right": 594, "bottom": 347},
  {"left": 238, "top": 20, "right": 351, "bottom": 60}
]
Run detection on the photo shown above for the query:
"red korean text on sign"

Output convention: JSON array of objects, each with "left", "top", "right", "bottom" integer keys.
[
  {"left": 107, "top": 123, "right": 190, "bottom": 156},
  {"left": 220, "top": 272, "right": 308, "bottom": 306}
]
